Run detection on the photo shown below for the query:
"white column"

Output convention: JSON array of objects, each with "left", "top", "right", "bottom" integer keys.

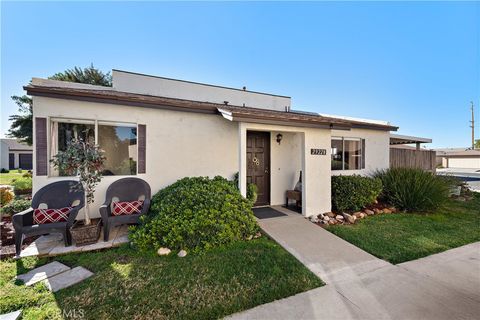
[
  {"left": 302, "top": 129, "right": 332, "bottom": 217},
  {"left": 238, "top": 123, "right": 247, "bottom": 197}
]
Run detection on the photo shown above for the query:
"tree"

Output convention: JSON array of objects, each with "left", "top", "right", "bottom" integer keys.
[
  {"left": 49, "top": 64, "right": 112, "bottom": 86},
  {"left": 475, "top": 139, "right": 480, "bottom": 149},
  {"left": 7, "top": 65, "right": 111, "bottom": 145},
  {"left": 8, "top": 95, "right": 33, "bottom": 145},
  {"left": 51, "top": 139, "right": 105, "bottom": 225}
]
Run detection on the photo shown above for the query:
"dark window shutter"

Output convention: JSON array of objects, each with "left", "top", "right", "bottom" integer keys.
[
  {"left": 361, "top": 139, "right": 366, "bottom": 169},
  {"left": 35, "top": 117, "right": 48, "bottom": 176},
  {"left": 138, "top": 124, "right": 146, "bottom": 174}
]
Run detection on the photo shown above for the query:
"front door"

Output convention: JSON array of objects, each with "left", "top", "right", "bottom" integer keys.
[{"left": 247, "top": 131, "right": 270, "bottom": 206}]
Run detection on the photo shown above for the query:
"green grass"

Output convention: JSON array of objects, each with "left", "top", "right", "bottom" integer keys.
[
  {"left": 0, "top": 237, "right": 323, "bottom": 319},
  {"left": 328, "top": 193, "right": 480, "bottom": 264},
  {"left": 0, "top": 170, "right": 27, "bottom": 185}
]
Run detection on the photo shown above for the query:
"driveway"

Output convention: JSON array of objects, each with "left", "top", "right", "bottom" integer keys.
[{"left": 228, "top": 207, "right": 480, "bottom": 320}]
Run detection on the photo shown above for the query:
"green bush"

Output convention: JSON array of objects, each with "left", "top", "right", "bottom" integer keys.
[
  {"left": 1, "top": 168, "right": 9, "bottom": 173},
  {"left": 232, "top": 172, "right": 258, "bottom": 206},
  {"left": 373, "top": 168, "right": 453, "bottom": 212},
  {"left": 12, "top": 177, "right": 32, "bottom": 193},
  {"left": 0, "top": 199, "right": 31, "bottom": 215},
  {"left": 331, "top": 175, "right": 382, "bottom": 212},
  {"left": 130, "top": 176, "right": 259, "bottom": 252}
]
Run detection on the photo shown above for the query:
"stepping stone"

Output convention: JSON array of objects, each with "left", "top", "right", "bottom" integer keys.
[
  {"left": 16, "top": 261, "right": 71, "bottom": 286},
  {"left": 43, "top": 266, "right": 93, "bottom": 292},
  {"left": 0, "top": 310, "right": 22, "bottom": 320}
]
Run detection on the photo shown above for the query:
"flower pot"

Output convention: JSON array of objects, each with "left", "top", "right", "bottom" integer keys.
[{"left": 70, "top": 218, "right": 101, "bottom": 246}]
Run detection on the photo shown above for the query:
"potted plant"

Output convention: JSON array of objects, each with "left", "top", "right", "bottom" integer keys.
[{"left": 51, "top": 139, "right": 105, "bottom": 245}]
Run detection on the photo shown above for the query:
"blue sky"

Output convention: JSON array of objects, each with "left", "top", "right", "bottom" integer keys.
[{"left": 1, "top": 1, "right": 479, "bottom": 148}]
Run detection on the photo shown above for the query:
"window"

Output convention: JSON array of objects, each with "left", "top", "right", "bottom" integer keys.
[
  {"left": 50, "top": 119, "right": 137, "bottom": 176},
  {"left": 331, "top": 137, "right": 364, "bottom": 170},
  {"left": 98, "top": 123, "right": 137, "bottom": 175}
]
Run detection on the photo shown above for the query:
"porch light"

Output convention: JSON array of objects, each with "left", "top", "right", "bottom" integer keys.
[{"left": 276, "top": 133, "right": 283, "bottom": 145}]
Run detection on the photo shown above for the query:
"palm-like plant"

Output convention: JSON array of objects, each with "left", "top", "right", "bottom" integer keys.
[
  {"left": 49, "top": 64, "right": 112, "bottom": 86},
  {"left": 8, "top": 95, "right": 33, "bottom": 145}
]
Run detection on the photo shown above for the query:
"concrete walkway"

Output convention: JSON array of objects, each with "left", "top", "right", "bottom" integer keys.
[{"left": 228, "top": 207, "right": 480, "bottom": 320}]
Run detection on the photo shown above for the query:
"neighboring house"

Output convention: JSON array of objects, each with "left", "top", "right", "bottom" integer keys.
[
  {"left": 25, "top": 69, "right": 404, "bottom": 218},
  {"left": 436, "top": 148, "right": 480, "bottom": 169},
  {"left": 0, "top": 138, "right": 33, "bottom": 170}
]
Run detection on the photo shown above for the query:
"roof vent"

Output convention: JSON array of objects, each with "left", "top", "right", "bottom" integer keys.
[
  {"left": 224, "top": 101, "right": 229, "bottom": 106},
  {"left": 243, "top": 86, "right": 247, "bottom": 91}
]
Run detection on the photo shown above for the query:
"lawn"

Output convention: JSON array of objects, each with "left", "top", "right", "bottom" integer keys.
[
  {"left": 0, "top": 170, "right": 27, "bottom": 185},
  {"left": 328, "top": 193, "right": 480, "bottom": 264},
  {"left": 0, "top": 237, "right": 323, "bottom": 320}
]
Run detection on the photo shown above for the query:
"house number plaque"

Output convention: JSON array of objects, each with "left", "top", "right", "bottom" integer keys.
[{"left": 311, "top": 148, "right": 327, "bottom": 155}]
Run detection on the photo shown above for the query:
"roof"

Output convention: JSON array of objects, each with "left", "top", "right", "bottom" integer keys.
[
  {"left": 24, "top": 80, "right": 398, "bottom": 132},
  {"left": 390, "top": 133, "right": 432, "bottom": 145},
  {"left": 1, "top": 138, "right": 32, "bottom": 151},
  {"left": 435, "top": 148, "right": 480, "bottom": 157}
]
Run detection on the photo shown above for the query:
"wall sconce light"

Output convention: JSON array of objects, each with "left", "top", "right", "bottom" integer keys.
[{"left": 276, "top": 133, "right": 283, "bottom": 145}]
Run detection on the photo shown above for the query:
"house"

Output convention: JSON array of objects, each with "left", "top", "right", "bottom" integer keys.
[
  {"left": 0, "top": 138, "right": 33, "bottom": 170},
  {"left": 435, "top": 148, "right": 480, "bottom": 169},
  {"left": 24, "top": 69, "right": 400, "bottom": 218}
]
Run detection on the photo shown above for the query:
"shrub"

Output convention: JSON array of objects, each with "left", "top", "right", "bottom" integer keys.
[
  {"left": 0, "top": 168, "right": 9, "bottom": 173},
  {"left": 130, "top": 176, "right": 259, "bottom": 252},
  {"left": 0, "top": 199, "right": 31, "bottom": 215},
  {"left": 232, "top": 172, "right": 258, "bottom": 206},
  {"left": 373, "top": 168, "right": 453, "bottom": 212},
  {"left": 331, "top": 175, "right": 382, "bottom": 212},
  {"left": 22, "top": 171, "right": 33, "bottom": 178},
  {"left": 0, "top": 187, "right": 15, "bottom": 206},
  {"left": 12, "top": 177, "right": 32, "bottom": 194}
]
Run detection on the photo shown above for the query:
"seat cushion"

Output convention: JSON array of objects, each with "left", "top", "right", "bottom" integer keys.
[
  {"left": 33, "top": 207, "right": 72, "bottom": 224},
  {"left": 112, "top": 200, "right": 144, "bottom": 216}
]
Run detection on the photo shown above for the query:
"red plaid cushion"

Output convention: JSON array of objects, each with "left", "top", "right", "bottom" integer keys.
[
  {"left": 33, "top": 207, "right": 72, "bottom": 224},
  {"left": 112, "top": 200, "right": 143, "bottom": 216}
]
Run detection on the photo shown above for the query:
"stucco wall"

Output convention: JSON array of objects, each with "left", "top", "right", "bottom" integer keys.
[
  {"left": 446, "top": 157, "right": 480, "bottom": 169},
  {"left": 330, "top": 128, "right": 390, "bottom": 176},
  {"left": 33, "top": 96, "right": 240, "bottom": 219},
  {"left": 0, "top": 142, "right": 8, "bottom": 170},
  {"left": 112, "top": 70, "right": 291, "bottom": 111}
]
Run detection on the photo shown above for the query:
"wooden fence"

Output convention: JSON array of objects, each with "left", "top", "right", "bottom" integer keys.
[{"left": 390, "top": 148, "right": 436, "bottom": 172}]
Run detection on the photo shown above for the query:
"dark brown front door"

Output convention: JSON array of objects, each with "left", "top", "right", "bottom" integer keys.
[{"left": 247, "top": 131, "right": 270, "bottom": 206}]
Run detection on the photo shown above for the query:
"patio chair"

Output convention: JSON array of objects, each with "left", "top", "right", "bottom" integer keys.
[
  {"left": 13, "top": 180, "right": 85, "bottom": 256},
  {"left": 99, "top": 177, "right": 151, "bottom": 242}
]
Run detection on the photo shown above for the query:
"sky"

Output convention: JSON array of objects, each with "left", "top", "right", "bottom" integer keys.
[{"left": 1, "top": 1, "right": 479, "bottom": 148}]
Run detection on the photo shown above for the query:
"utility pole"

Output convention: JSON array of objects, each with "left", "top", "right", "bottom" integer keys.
[{"left": 470, "top": 101, "right": 475, "bottom": 149}]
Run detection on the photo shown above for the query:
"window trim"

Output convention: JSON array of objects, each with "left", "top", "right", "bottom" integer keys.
[
  {"left": 48, "top": 117, "right": 139, "bottom": 177},
  {"left": 331, "top": 136, "right": 364, "bottom": 171}
]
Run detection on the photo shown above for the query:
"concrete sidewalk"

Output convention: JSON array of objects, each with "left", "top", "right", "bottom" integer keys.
[{"left": 228, "top": 207, "right": 480, "bottom": 320}]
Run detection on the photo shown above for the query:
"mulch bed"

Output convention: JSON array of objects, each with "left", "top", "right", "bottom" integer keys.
[{"left": 0, "top": 216, "right": 37, "bottom": 259}]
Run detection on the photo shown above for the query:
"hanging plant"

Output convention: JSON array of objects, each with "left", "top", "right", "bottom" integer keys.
[{"left": 51, "top": 139, "right": 105, "bottom": 225}]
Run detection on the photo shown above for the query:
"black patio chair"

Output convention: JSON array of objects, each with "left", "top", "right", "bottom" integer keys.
[
  {"left": 13, "top": 180, "right": 85, "bottom": 256},
  {"left": 99, "top": 178, "right": 151, "bottom": 242}
]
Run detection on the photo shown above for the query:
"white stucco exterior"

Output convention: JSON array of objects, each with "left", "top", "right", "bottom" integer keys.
[
  {"left": 1, "top": 139, "right": 33, "bottom": 170},
  {"left": 29, "top": 71, "right": 397, "bottom": 220},
  {"left": 112, "top": 70, "right": 291, "bottom": 111},
  {"left": 331, "top": 128, "right": 390, "bottom": 176}
]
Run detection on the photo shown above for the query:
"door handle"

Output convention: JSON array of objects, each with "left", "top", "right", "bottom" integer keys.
[{"left": 265, "top": 169, "right": 269, "bottom": 174}]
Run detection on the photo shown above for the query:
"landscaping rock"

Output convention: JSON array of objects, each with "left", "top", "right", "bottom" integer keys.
[
  {"left": 389, "top": 207, "right": 397, "bottom": 213},
  {"left": 254, "top": 232, "right": 262, "bottom": 239},
  {"left": 310, "top": 216, "right": 319, "bottom": 223},
  {"left": 329, "top": 219, "right": 336, "bottom": 225},
  {"left": 335, "top": 215, "right": 344, "bottom": 221},
  {"left": 353, "top": 212, "right": 362, "bottom": 218},
  {"left": 157, "top": 247, "right": 171, "bottom": 256},
  {"left": 323, "top": 216, "right": 330, "bottom": 222},
  {"left": 342, "top": 213, "right": 356, "bottom": 224},
  {"left": 326, "top": 212, "right": 335, "bottom": 218},
  {"left": 364, "top": 209, "right": 374, "bottom": 216},
  {"left": 383, "top": 208, "right": 392, "bottom": 214},
  {"left": 373, "top": 208, "right": 382, "bottom": 214},
  {"left": 178, "top": 250, "right": 187, "bottom": 258},
  {"left": 359, "top": 212, "right": 365, "bottom": 219}
]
